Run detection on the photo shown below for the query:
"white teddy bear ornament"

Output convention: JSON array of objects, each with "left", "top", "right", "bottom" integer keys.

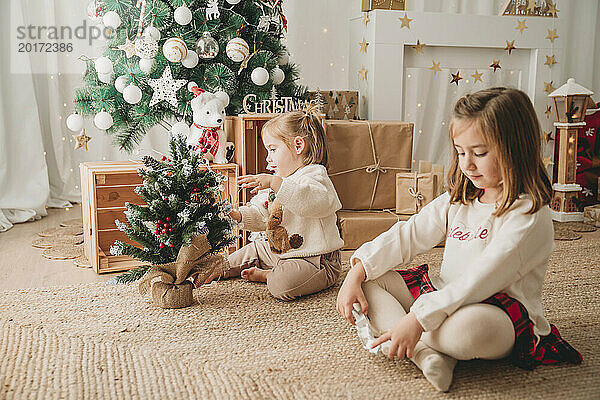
[{"left": 186, "top": 82, "right": 232, "bottom": 164}]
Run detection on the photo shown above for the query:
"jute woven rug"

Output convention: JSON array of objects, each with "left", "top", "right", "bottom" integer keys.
[{"left": 1, "top": 236, "right": 599, "bottom": 399}]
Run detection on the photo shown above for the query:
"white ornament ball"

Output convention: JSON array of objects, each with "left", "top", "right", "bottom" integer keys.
[
  {"left": 135, "top": 36, "right": 159, "bottom": 59},
  {"left": 139, "top": 58, "right": 154, "bottom": 74},
  {"left": 95, "top": 56, "right": 113, "bottom": 74},
  {"left": 102, "top": 11, "right": 121, "bottom": 29},
  {"left": 181, "top": 50, "right": 199, "bottom": 68},
  {"left": 171, "top": 121, "right": 191, "bottom": 137},
  {"left": 251, "top": 67, "right": 269, "bottom": 86},
  {"left": 277, "top": 51, "right": 289, "bottom": 65},
  {"left": 143, "top": 26, "right": 161, "bottom": 42},
  {"left": 226, "top": 37, "right": 249, "bottom": 62},
  {"left": 214, "top": 90, "right": 230, "bottom": 107},
  {"left": 123, "top": 83, "right": 142, "bottom": 104},
  {"left": 271, "top": 67, "right": 285, "bottom": 85},
  {"left": 98, "top": 72, "right": 113, "bottom": 84},
  {"left": 163, "top": 37, "right": 188, "bottom": 63},
  {"left": 94, "top": 111, "right": 114, "bottom": 130},
  {"left": 225, "top": 0, "right": 241, "bottom": 4},
  {"left": 66, "top": 113, "right": 84, "bottom": 132},
  {"left": 115, "top": 75, "right": 128, "bottom": 93},
  {"left": 174, "top": 5, "right": 193, "bottom": 25}
]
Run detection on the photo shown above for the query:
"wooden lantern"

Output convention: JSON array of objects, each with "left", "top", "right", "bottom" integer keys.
[{"left": 548, "top": 78, "right": 594, "bottom": 222}]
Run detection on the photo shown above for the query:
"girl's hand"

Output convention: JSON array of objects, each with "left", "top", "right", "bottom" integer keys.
[
  {"left": 336, "top": 259, "right": 368, "bottom": 325},
  {"left": 228, "top": 209, "right": 242, "bottom": 223},
  {"left": 371, "top": 312, "right": 424, "bottom": 359},
  {"left": 238, "top": 174, "right": 282, "bottom": 194}
]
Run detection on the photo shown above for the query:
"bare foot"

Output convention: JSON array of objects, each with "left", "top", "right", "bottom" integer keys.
[{"left": 241, "top": 267, "right": 269, "bottom": 282}]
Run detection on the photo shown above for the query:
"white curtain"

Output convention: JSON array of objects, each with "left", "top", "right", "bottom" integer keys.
[{"left": 0, "top": 0, "right": 599, "bottom": 231}]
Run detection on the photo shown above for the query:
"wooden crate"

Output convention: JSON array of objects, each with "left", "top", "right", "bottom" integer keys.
[{"left": 80, "top": 161, "right": 240, "bottom": 274}]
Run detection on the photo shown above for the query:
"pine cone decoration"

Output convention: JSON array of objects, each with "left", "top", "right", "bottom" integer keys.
[{"left": 142, "top": 155, "right": 162, "bottom": 170}]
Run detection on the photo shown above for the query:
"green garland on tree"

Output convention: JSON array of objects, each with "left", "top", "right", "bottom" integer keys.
[
  {"left": 111, "top": 133, "right": 237, "bottom": 282},
  {"left": 73, "top": 0, "right": 306, "bottom": 151}
]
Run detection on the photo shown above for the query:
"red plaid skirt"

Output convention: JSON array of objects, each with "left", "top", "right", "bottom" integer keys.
[{"left": 397, "top": 264, "right": 583, "bottom": 370}]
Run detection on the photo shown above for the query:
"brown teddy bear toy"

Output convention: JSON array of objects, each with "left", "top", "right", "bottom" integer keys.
[{"left": 266, "top": 197, "right": 303, "bottom": 254}]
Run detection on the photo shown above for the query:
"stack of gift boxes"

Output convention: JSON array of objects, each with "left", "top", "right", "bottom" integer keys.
[{"left": 323, "top": 120, "right": 444, "bottom": 249}]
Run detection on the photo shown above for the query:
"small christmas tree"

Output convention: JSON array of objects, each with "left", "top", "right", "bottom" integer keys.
[{"left": 111, "top": 134, "right": 237, "bottom": 282}]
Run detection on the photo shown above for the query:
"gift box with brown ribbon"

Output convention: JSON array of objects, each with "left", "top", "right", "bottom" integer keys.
[
  {"left": 307, "top": 90, "right": 359, "bottom": 120},
  {"left": 337, "top": 210, "right": 410, "bottom": 250},
  {"left": 325, "top": 120, "right": 413, "bottom": 210},
  {"left": 396, "top": 161, "right": 445, "bottom": 215}
]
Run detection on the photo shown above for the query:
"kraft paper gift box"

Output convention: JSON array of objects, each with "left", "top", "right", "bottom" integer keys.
[
  {"left": 307, "top": 90, "right": 359, "bottom": 120},
  {"left": 337, "top": 210, "right": 410, "bottom": 250},
  {"left": 324, "top": 120, "right": 413, "bottom": 210},
  {"left": 395, "top": 172, "right": 437, "bottom": 215},
  {"left": 362, "top": 0, "right": 405, "bottom": 12}
]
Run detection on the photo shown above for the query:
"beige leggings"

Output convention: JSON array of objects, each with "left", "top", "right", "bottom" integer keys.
[
  {"left": 227, "top": 239, "right": 341, "bottom": 301},
  {"left": 362, "top": 270, "right": 515, "bottom": 360}
]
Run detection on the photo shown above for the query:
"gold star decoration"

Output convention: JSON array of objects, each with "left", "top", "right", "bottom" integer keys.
[
  {"left": 429, "top": 60, "right": 442, "bottom": 76},
  {"left": 546, "top": 28, "right": 559, "bottom": 42},
  {"left": 412, "top": 40, "right": 425, "bottom": 54},
  {"left": 504, "top": 40, "right": 516, "bottom": 55},
  {"left": 515, "top": 19, "right": 528, "bottom": 34},
  {"left": 362, "top": 12, "right": 370, "bottom": 26},
  {"left": 450, "top": 70, "right": 462, "bottom": 86},
  {"left": 359, "top": 38, "right": 368, "bottom": 53},
  {"left": 545, "top": 105, "right": 553, "bottom": 118},
  {"left": 543, "top": 131, "right": 554, "bottom": 143},
  {"left": 73, "top": 129, "right": 91, "bottom": 151},
  {"left": 358, "top": 66, "right": 368, "bottom": 80},
  {"left": 543, "top": 154, "right": 554, "bottom": 168},
  {"left": 490, "top": 59, "right": 501, "bottom": 72},
  {"left": 527, "top": 0, "right": 537, "bottom": 12},
  {"left": 399, "top": 13, "right": 412, "bottom": 29},
  {"left": 471, "top": 70, "right": 483, "bottom": 83},
  {"left": 544, "top": 81, "right": 556, "bottom": 94},
  {"left": 115, "top": 37, "right": 136, "bottom": 58},
  {"left": 547, "top": 2, "right": 559, "bottom": 17},
  {"left": 544, "top": 54, "right": 557, "bottom": 68}
]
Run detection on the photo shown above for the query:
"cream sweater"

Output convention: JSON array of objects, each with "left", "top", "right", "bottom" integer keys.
[
  {"left": 351, "top": 192, "right": 554, "bottom": 337},
  {"left": 239, "top": 164, "right": 344, "bottom": 259}
]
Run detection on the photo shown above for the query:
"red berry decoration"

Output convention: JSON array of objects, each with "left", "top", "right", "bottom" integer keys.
[
  {"left": 169, "top": 228, "right": 172, "bottom": 232},
  {"left": 154, "top": 230, "right": 159, "bottom": 235},
  {"left": 161, "top": 156, "right": 166, "bottom": 161},
  {"left": 169, "top": 244, "right": 174, "bottom": 248},
  {"left": 158, "top": 220, "right": 162, "bottom": 224},
  {"left": 264, "top": 201, "right": 269, "bottom": 208},
  {"left": 159, "top": 243, "right": 165, "bottom": 248},
  {"left": 164, "top": 223, "right": 169, "bottom": 228},
  {"left": 162, "top": 228, "right": 167, "bottom": 233},
  {"left": 166, "top": 217, "right": 170, "bottom": 221}
]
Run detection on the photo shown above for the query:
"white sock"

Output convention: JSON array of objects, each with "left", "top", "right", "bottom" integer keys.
[{"left": 411, "top": 341, "right": 457, "bottom": 392}]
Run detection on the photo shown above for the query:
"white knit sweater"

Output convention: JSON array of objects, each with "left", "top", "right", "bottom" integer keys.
[
  {"left": 351, "top": 192, "right": 554, "bottom": 337},
  {"left": 239, "top": 164, "right": 344, "bottom": 258}
]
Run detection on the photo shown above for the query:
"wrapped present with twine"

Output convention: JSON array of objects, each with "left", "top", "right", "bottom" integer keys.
[
  {"left": 362, "top": 0, "right": 405, "bottom": 12},
  {"left": 139, "top": 235, "right": 226, "bottom": 309},
  {"left": 395, "top": 161, "right": 445, "bottom": 215},
  {"left": 337, "top": 210, "right": 410, "bottom": 250},
  {"left": 325, "top": 120, "right": 413, "bottom": 210}
]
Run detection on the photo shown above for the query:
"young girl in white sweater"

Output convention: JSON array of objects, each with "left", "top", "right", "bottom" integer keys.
[
  {"left": 336, "top": 88, "right": 582, "bottom": 391},
  {"left": 204, "top": 105, "right": 344, "bottom": 300}
]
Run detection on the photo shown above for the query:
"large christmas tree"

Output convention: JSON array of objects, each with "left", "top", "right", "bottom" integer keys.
[
  {"left": 110, "top": 134, "right": 237, "bottom": 282},
  {"left": 72, "top": 0, "right": 305, "bottom": 151}
]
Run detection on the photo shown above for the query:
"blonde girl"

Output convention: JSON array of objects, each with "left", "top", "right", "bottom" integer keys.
[
  {"left": 205, "top": 104, "right": 344, "bottom": 300},
  {"left": 336, "top": 88, "right": 582, "bottom": 391}
]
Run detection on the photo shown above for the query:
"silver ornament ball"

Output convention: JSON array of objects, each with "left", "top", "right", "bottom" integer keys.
[{"left": 195, "top": 31, "right": 219, "bottom": 59}]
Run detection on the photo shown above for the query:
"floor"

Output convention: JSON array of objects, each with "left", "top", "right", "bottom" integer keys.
[{"left": 0, "top": 205, "right": 355, "bottom": 291}]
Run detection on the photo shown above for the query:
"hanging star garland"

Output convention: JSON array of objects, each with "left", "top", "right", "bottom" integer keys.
[
  {"left": 362, "top": 12, "right": 370, "bottom": 26},
  {"left": 545, "top": 105, "right": 553, "bottom": 118},
  {"left": 148, "top": 66, "right": 187, "bottom": 108},
  {"left": 490, "top": 59, "right": 501, "bottom": 72},
  {"left": 504, "top": 40, "right": 516, "bottom": 55},
  {"left": 115, "top": 37, "right": 136, "bottom": 58},
  {"left": 547, "top": 2, "right": 559, "bottom": 17},
  {"left": 542, "top": 154, "right": 554, "bottom": 168},
  {"left": 73, "top": 129, "right": 91, "bottom": 151},
  {"left": 527, "top": 0, "right": 536, "bottom": 12},
  {"left": 412, "top": 40, "right": 425, "bottom": 54},
  {"left": 471, "top": 70, "right": 483, "bottom": 84},
  {"left": 543, "top": 81, "right": 556, "bottom": 94},
  {"left": 399, "top": 13, "right": 412, "bottom": 29},
  {"left": 546, "top": 28, "right": 559, "bottom": 42},
  {"left": 544, "top": 55, "right": 557, "bottom": 68},
  {"left": 358, "top": 66, "right": 368, "bottom": 80},
  {"left": 428, "top": 60, "right": 442, "bottom": 76},
  {"left": 543, "top": 130, "right": 554, "bottom": 143},
  {"left": 515, "top": 19, "right": 528, "bottom": 34},
  {"left": 450, "top": 71, "right": 462, "bottom": 86},
  {"left": 359, "top": 38, "right": 368, "bottom": 53}
]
